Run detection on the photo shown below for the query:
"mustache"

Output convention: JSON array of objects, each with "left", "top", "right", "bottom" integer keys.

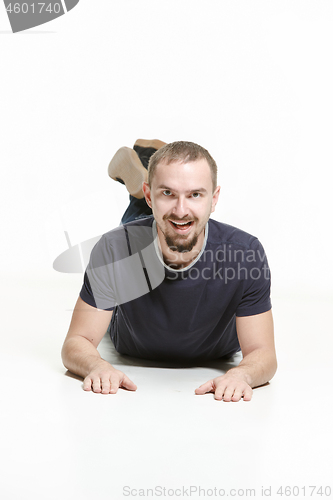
[{"left": 163, "top": 215, "right": 198, "bottom": 222}]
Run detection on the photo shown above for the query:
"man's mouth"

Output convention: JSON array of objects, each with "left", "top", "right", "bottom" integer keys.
[{"left": 168, "top": 220, "right": 194, "bottom": 232}]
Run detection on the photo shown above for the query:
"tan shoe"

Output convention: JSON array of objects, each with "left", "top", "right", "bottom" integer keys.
[
  {"left": 133, "top": 139, "right": 167, "bottom": 150},
  {"left": 108, "top": 147, "right": 148, "bottom": 199}
]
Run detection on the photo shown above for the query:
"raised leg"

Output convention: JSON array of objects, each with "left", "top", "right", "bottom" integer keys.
[{"left": 108, "top": 139, "right": 167, "bottom": 224}]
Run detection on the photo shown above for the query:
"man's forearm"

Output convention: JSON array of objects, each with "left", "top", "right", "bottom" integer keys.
[
  {"left": 227, "top": 348, "right": 277, "bottom": 388},
  {"left": 61, "top": 336, "right": 111, "bottom": 379}
]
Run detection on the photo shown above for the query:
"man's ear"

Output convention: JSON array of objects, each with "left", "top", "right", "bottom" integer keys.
[
  {"left": 142, "top": 182, "right": 152, "bottom": 208},
  {"left": 211, "top": 186, "right": 221, "bottom": 214}
]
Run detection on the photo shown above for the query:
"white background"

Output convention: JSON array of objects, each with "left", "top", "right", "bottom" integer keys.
[
  {"left": 1, "top": 2, "right": 332, "bottom": 500},
  {"left": 1, "top": 0, "right": 332, "bottom": 296}
]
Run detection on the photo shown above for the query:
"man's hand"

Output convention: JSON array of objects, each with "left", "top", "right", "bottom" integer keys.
[
  {"left": 195, "top": 310, "right": 277, "bottom": 402},
  {"left": 83, "top": 360, "right": 137, "bottom": 394},
  {"left": 62, "top": 298, "right": 137, "bottom": 395},
  {"left": 195, "top": 371, "right": 253, "bottom": 402}
]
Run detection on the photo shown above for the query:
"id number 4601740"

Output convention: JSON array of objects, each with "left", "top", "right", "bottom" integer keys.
[
  {"left": 6, "top": 3, "right": 62, "bottom": 14},
  {"left": 276, "top": 485, "right": 331, "bottom": 497}
]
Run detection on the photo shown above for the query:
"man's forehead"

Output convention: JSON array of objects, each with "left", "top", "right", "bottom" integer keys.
[{"left": 153, "top": 157, "right": 211, "bottom": 181}]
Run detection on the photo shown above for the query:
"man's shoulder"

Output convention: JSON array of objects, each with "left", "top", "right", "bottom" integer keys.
[
  {"left": 101, "top": 215, "right": 154, "bottom": 241},
  {"left": 208, "top": 218, "right": 259, "bottom": 250},
  {"left": 122, "top": 215, "right": 155, "bottom": 228},
  {"left": 94, "top": 215, "right": 155, "bottom": 259}
]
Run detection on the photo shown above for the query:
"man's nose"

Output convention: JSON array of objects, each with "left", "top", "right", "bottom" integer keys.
[{"left": 172, "top": 196, "right": 189, "bottom": 218}]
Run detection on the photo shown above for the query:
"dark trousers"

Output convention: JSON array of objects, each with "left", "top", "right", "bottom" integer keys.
[{"left": 120, "top": 145, "right": 157, "bottom": 225}]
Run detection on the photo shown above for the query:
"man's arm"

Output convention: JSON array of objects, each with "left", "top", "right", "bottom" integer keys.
[
  {"left": 195, "top": 309, "right": 277, "bottom": 401},
  {"left": 61, "top": 297, "right": 137, "bottom": 394}
]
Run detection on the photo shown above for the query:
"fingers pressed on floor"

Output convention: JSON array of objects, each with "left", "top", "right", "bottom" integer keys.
[
  {"left": 101, "top": 378, "right": 111, "bottom": 394},
  {"left": 92, "top": 377, "right": 102, "bottom": 393},
  {"left": 83, "top": 377, "right": 92, "bottom": 391},
  {"left": 110, "top": 379, "right": 120, "bottom": 394}
]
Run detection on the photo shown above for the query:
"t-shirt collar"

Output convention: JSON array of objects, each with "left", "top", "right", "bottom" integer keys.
[{"left": 152, "top": 218, "right": 209, "bottom": 273}]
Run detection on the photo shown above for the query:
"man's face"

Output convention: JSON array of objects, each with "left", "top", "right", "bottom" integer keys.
[{"left": 143, "top": 158, "right": 220, "bottom": 254}]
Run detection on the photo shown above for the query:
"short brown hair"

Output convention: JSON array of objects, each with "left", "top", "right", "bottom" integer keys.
[{"left": 147, "top": 141, "right": 217, "bottom": 191}]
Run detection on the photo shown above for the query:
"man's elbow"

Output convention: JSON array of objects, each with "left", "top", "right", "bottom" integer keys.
[
  {"left": 267, "top": 350, "right": 278, "bottom": 382},
  {"left": 61, "top": 340, "right": 70, "bottom": 370},
  {"left": 61, "top": 337, "right": 76, "bottom": 371}
]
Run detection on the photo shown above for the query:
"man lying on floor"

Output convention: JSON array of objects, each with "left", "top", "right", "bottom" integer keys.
[{"left": 61, "top": 139, "right": 277, "bottom": 402}]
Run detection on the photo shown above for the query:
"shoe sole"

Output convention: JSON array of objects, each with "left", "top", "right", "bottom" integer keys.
[
  {"left": 108, "top": 147, "right": 147, "bottom": 199},
  {"left": 134, "top": 139, "right": 167, "bottom": 150}
]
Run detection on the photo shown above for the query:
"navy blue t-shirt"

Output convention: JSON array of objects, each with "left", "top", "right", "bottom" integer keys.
[{"left": 80, "top": 216, "right": 271, "bottom": 361}]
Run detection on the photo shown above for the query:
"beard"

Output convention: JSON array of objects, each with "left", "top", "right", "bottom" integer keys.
[
  {"left": 157, "top": 215, "right": 202, "bottom": 253},
  {"left": 164, "top": 232, "right": 199, "bottom": 253}
]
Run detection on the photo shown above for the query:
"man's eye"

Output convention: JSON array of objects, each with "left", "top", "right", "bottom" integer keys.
[
  {"left": 162, "top": 190, "right": 172, "bottom": 196},
  {"left": 192, "top": 192, "right": 201, "bottom": 198}
]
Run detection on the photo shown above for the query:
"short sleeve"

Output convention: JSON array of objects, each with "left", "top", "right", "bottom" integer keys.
[
  {"left": 79, "top": 223, "right": 159, "bottom": 311},
  {"left": 79, "top": 235, "right": 117, "bottom": 311},
  {"left": 236, "top": 238, "right": 272, "bottom": 317}
]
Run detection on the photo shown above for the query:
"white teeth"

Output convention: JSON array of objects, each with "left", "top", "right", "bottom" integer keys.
[{"left": 171, "top": 221, "right": 191, "bottom": 226}]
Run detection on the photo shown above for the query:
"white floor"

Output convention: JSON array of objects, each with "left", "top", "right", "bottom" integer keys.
[{"left": 1, "top": 270, "right": 332, "bottom": 500}]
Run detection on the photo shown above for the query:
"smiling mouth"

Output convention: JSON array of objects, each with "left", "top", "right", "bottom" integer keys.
[{"left": 168, "top": 220, "right": 194, "bottom": 231}]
